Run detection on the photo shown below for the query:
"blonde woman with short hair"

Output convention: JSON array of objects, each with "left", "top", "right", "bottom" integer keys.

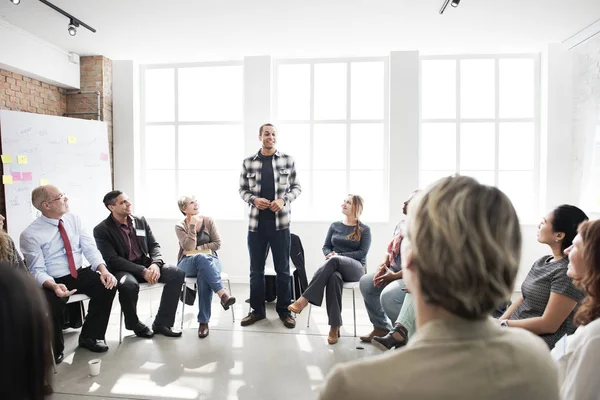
[
  {"left": 175, "top": 196, "right": 235, "bottom": 339},
  {"left": 319, "top": 176, "right": 560, "bottom": 400}
]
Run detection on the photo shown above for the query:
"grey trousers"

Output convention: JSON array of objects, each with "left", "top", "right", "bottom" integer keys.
[{"left": 302, "top": 256, "right": 365, "bottom": 326}]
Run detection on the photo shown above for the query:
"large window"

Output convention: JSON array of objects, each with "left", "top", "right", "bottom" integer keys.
[
  {"left": 274, "top": 59, "right": 389, "bottom": 222},
  {"left": 420, "top": 56, "right": 540, "bottom": 222},
  {"left": 141, "top": 63, "right": 244, "bottom": 219}
]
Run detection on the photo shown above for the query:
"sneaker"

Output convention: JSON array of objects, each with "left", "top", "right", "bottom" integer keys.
[
  {"left": 279, "top": 313, "right": 296, "bottom": 329},
  {"left": 240, "top": 312, "right": 266, "bottom": 327}
]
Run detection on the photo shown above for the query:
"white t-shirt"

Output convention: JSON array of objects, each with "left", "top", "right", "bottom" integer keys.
[{"left": 552, "top": 318, "right": 600, "bottom": 400}]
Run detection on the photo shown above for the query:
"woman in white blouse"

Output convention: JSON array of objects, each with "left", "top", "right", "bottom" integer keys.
[{"left": 553, "top": 219, "right": 600, "bottom": 400}]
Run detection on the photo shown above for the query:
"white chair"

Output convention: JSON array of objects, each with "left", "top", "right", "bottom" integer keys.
[
  {"left": 52, "top": 294, "right": 90, "bottom": 373},
  {"left": 181, "top": 272, "right": 234, "bottom": 329},
  {"left": 118, "top": 282, "right": 165, "bottom": 344},
  {"left": 306, "top": 281, "right": 361, "bottom": 337}
]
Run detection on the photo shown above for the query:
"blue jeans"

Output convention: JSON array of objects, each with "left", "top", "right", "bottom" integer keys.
[
  {"left": 177, "top": 254, "right": 223, "bottom": 323},
  {"left": 359, "top": 272, "right": 407, "bottom": 330},
  {"left": 247, "top": 222, "right": 291, "bottom": 317}
]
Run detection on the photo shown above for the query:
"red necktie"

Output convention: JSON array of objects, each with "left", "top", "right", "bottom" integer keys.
[{"left": 58, "top": 219, "right": 78, "bottom": 278}]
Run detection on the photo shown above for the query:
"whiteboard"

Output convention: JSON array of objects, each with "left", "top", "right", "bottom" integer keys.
[{"left": 0, "top": 110, "right": 112, "bottom": 248}]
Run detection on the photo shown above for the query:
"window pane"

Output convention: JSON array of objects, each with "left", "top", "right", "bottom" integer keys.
[
  {"left": 277, "top": 64, "right": 310, "bottom": 120},
  {"left": 460, "top": 59, "right": 495, "bottom": 119},
  {"left": 179, "top": 170, "right": 243, "bottom": 219},
  {"left": 178, "top": 66, "right": 243, "bottom": 121},
  {"left": 313, "top": 171, "right": 346, "bottom": 220},
  {"left": 460, "top": 122, "right": 495, "bottom": 170},
  {"left": 313, "top": 124, "right": 346, "bottom": 170},
  {"left": 277, "top": 124, "right": 311, "bottom": 171},
  {"left": 351, "top": 62, "right": 384, "bottom": 119},
  {"left": 421, "top": 123, "right": 456, "bottom": 170},
  {"left": 314, "top": 63, "right": 347, "bottom": 120},
  {"left": 498, "top": 171, "right": 534, "bottom": 222},
  {"left": 420, "top": 170, "right": 454, "bottom": 189},
  {"left": 143, "top": 170, "right": 176, "bottom": 218},
  {"left": 422, "top": 60, "right": 456, "bottom": 119},
  {"left": 145, "top": 126, "right": 175, "bottom": 169},
  {"left": 349, "top": 171, "right": 386, "bottom": 221},
  {"left": 178, "top": 125, "right": 243, "bottom": 169},
  {"left": 460, "top": 171, "right": 495, "bottom": 186},
  {"left": 145, "top": 69, "right": 174, "bottom": 122},
  {"left": 499, "top": 59, "right": 535, "bottom": 118},
  {"left": 290, "top": 170, "right": 310, "bottom": 220},
  {"left": 350, "top": 124, "right": 384, "bottom": 169},
  {"left": 499, "top": 122, "right": 534, "bottom": 170}
]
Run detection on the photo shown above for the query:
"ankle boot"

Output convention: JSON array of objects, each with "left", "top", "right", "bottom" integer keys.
[
  {"left": 371, "top": 324, "right": 408, "bottom": 351},
  {"left": 359, "top": 327, "right": 388, "bottom": 343}
]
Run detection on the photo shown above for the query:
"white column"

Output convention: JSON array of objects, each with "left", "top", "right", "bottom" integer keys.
[
  {"left": 540, "top": 44, "right": 574, "bottom": 210},
  {"left": 243, "top": 56, "right": 273, "bottom": 155},
  {"left": 112, "top": 60, "right": 140, "bottom": 200},
  {"left": 389, "top": 51, "right": 420, "bottom": 226}
]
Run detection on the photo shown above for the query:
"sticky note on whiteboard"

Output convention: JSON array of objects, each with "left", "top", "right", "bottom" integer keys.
[
  {"left": 22, "top": 172, "right": 32, "bottom": 181},
  {"left": 11, "top": 172, "right": 22, "bottom": 181},
  {"left": 3, "top": 175, "right": 13, "bottom": 184},
  {"left": 100, "top": 152, "right": 109, "bottom": 161},
  {"left": 68, "top": 136, "right": 77, "bottom": 144},
  {"left": 1, "top": 154, "right": 12, "bottom": 163},
  {"left": 17, "top": 155, "right": 28, "bottom": 164},
  {"left": 40, "top": 179, "right": 49, "bottom": 185}
]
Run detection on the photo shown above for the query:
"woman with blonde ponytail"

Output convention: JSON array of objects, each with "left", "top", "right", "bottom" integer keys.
[{"left": 289, "top": 195, "right": 371, "bottom": 344}]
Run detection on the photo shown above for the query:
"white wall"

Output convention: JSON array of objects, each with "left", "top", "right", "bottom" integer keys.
[
  {"left": 0, "top": 20, "right": 80, "bottom": 89},
  {"left": 108, "top": 48, "right": 588, "bottom": 287}
]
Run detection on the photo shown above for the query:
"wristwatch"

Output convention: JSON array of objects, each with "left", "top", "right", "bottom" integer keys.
[{"left": 500, "top": 319, "right": 509, "bottom": 327}]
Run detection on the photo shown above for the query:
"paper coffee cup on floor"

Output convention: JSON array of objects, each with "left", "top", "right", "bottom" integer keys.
[{"left": 89, "top": 359, "right": 101, "bottom": 376}]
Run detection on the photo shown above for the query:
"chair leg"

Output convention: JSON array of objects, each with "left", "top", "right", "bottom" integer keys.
[
  {"left": 352, "top": 288, "right": 357, "bottom": 337},
  {"left": 307, "top": 304, "right": 312, "bottom": 328},
  {"left": 119, "top": 310, "right": 123, "bottom": 344},
  {"left": 181, "top": 282, "right": 186, "bottom": 330},
  {"left": 79, "top": 301, "right": 85, "bottom": 324},
  {"left": 227, "top": 280, "right": 235, "bottom": 322},
  {"left": 51, "top": 345, "right": 57, "bottom": 374}
]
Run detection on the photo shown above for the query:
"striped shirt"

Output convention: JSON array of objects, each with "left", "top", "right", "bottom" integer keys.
[
  {"left": 239, "top": 150, "right": 301, "bottom": 232},
  {"left": 510, "top": 255, "right": 585, "bottom": 349}
]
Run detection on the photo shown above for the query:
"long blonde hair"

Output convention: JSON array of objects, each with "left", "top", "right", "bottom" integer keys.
[{"left": 346, "top": 194, "right": 364, "bottom": 242}]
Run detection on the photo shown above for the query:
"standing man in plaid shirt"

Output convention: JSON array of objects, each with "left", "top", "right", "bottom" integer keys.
[{"left": 239, "top": 123, "right": 302, "bottom": 328}]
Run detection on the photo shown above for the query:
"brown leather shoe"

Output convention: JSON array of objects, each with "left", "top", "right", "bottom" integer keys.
[
  {"left": 240, "top": 312, "right": 266, "bottom": 327},
  {"left": 279, "top": 313, "right": 296, "bottom": 329},
  {"left": 359, "top": 327, "right": 388, "bottom": 343},
  {"left": 198, "top": 323, "right": 209, "bottom": 338},
  {"left": 220, "top": 293, "right": 236, "bottom": 310}
]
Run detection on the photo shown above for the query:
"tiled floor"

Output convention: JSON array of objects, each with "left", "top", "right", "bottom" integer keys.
[{"left": 49, "top": 284, "right": 383, "bottom": 400}]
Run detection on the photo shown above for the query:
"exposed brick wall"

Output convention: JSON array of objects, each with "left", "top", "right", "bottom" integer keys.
[
  {"left": 571, "top": 33, "right": 600, "bottom": 210},
  {"left": 0, "top": 69, "right": 67, "bottom": 115},
  {"left": 65, "top": 56, "right": 113, "bottom": 155}
]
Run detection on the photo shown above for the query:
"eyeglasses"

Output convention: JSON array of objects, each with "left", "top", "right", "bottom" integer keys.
[{"left": 45, "top": 193, "right": 66, "bottom": 203}]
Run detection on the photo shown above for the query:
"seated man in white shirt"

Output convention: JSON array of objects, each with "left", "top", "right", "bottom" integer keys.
[{"left": 20, "top": 185, "right": 117, "bottom": 364}]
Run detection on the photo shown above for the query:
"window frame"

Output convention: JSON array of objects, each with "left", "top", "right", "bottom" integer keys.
[
  {"left": 419, "top": 54, "right": 541, "bottom": 223},
  {"left": 273, "top": 57, "right": 390, "bottom": 222},
  {"left": 140, "top": 61, "right": 245, "bottom": 220}
]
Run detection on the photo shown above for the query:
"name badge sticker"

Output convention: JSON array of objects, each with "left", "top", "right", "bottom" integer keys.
[{"left": 136, "top": 229, "right": 146, "bottom": 237}]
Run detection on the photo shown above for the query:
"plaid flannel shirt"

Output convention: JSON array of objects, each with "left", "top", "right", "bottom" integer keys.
[{"left": 239, "top": 150, "right": 302, "bottom": 232}]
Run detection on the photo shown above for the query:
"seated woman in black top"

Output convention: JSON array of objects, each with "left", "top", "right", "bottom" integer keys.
[
  {"left": 498, "top": 205, "right": 588, "bottom": 349},
  {"left": 288, "top": 194, "right": 371, "bottom": 344}
]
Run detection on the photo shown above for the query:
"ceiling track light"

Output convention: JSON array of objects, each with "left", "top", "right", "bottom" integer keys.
[
  {"left": 38, "top": 0, "right": 96, "bottom": 36},
  {"left": 68, "top": 19, "right": 78, "bottom": 36},
  {"left": 440, "top": 0, "right": 461, "bottom": 14},
  {"left": 10, "top": 0, "right": 21, "bottom": 5}
]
